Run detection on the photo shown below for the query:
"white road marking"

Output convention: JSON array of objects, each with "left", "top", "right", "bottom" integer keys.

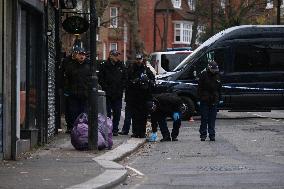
[
  {"left": 252, "top": 113, "right": 266, "bottom": 118},
  {"left": 126, "top": 165, "right": 144, "bottom": 176}
]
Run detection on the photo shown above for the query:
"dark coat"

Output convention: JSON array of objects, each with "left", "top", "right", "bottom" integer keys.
[
  {"left": 197, "top": 70, "right": 222, "bottom": 105},
  {"left": 126, "top": 62, "right": 155, "bottom": 105},
  {"left": 62, "top": 56, "right": 92, "bottom": 99},
  {"left": 98, "top": 59, "right": 127, "bottom": 100},
  {"left": 152, "top": 93, "right": 183, "bottom": 117}
]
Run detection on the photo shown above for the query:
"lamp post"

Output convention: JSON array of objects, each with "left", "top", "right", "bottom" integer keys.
[
  {"left": 276, "top": 0, "right": 281, "bottom": 25},
  {"left": 88, "top": 0, "right": 98, "bottom": 150},
  {"left": 210, "top": 0, "right": 214, "bottom": 36}
]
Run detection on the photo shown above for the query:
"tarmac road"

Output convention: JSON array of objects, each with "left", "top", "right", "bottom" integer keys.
[{"left": 115, "top": 110, "right": 284, "bottom": 189}]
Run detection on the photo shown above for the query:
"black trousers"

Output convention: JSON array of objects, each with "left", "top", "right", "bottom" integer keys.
[
  {"left": 65, "top": 95, "right": 88, "bottom": 130},
  {"left": 151, "top": 112, "right": 181, "bottom": 139},
  {"left": 129, "top": 102, "right": 148, "bottom": 137}
]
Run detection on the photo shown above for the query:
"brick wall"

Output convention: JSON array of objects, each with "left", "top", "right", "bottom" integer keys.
[{"left": 138, "top": 0, "right": 155, "bottom": 54}]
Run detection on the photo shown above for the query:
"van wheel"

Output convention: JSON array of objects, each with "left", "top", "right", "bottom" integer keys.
[{"left": 180, "top": 96, "right": 195, "bottom": 120}]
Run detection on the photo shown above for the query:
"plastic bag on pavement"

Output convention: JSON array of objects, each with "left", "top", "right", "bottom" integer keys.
[
  {"left": 98, "top": 113, "right": 113, "bottom": 150},
  {"left": 71, "top": 113, "right": 113, "bottom": 151},
  {"left": 71, "top": 113, "right": 89, "bottom": 151}
]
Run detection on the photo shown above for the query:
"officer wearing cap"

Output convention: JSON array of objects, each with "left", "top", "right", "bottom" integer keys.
[
  {"left": 126, "top": 53, "right": 155, "bottom": 138},
  {"left": 61, "top": 46, "right": 91, "bottom": 133},
  {"left": 98, "top": 50, "right": 127, "bottom": 136},
  {"left": 197, "top": 60, "right": 222, "bottom": 141}
]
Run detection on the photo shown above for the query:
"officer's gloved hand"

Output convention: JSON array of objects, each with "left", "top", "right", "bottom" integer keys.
[
  {"left": 148, "top": 132, "right": 158, "bottom": 142},
  {"left": 197, "top": 101, "right": 200, "bottom": 106},
  {"left": 173, "top": 112, "right": 180, "bottom": 121},
  {"left": 140, "top": 73, "right": 149, "bottom": 82},
  {"left": 219, "top": 100, "right": 224, "bottom": 105}
]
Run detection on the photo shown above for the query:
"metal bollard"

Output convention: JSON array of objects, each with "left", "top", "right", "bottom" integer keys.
[{"left": 98, "top": 90, "right": 107, "bottom": 115}]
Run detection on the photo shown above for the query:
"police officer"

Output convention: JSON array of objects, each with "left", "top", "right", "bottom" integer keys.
[
  {"left": 61, "top": 46, "right": 91, "bottom": 133},
  {"left": 150, "top": 93, "right": 185, "bottom": 142},
  {"left": 126, "top": 53, "right": 155, "bottom": 138},
  {"left": 197, "top": 60, "right": 222, "bottom": 141},
  {"left": 98, "top": 50, "right": 127, "bottom": 136}
]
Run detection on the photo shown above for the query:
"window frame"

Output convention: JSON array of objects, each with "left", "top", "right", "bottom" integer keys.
[
  {"left": 173, "top": 21, "right": 193, "bottom": 44},
  {"left": 220, "top": 0, "right": 226, "bottom": 9},
  {"left": 266, "top": 0, "right": 273, "bottom": 9},
  {"left": 110, "top": 7, "right": 118, "bottom": 28},
  {"left": 172, "top": 0, "right": 182, "bottom": 8},
  {"left": 188, "top": 0, "right": 196, "bottom": 11},
  {"left": 109, "top": 42, "right": 118, "bottom": 51}
]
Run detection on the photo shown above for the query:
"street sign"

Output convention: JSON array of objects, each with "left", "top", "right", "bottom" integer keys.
[{"left": 62, "top": 16, "right": 89, "bottom": 34}]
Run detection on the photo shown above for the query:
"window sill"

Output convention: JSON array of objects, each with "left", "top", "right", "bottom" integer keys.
[{"left": 172, "top": 42, "right": 191, "bottom": 45}]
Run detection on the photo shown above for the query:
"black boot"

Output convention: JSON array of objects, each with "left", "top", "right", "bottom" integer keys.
[{"left": 160, "top": 137, "right": 171, "bottom": 142}]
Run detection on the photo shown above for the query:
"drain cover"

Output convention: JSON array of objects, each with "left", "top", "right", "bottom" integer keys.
[{"left": 197, "top": 165, "right": 252, "bottom": 172}]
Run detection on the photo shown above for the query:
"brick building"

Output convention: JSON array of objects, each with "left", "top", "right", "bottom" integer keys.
[{"left": 96, "top": 0, "right": 195, "bottom": 61}]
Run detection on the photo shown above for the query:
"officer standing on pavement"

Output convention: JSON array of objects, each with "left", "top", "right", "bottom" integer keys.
[
  {"left": 126, "top": 53, "right": 155, "bottom": 138},
  {"left": 61, "top": 46, "right": 91, "bottom": 133},
  {"left": 98, "top": 50, "right": 127, "bottom": 136},
  {"left": 149, "top": 93, "right": 185, "bottom": 142},
  {"left": 197, "top": 60, "right": 222, "bottom": 141}
]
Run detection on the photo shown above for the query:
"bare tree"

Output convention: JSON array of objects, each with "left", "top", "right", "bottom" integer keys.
[{"left": 195, "top": 0, "right": 269, "bottom": 42}]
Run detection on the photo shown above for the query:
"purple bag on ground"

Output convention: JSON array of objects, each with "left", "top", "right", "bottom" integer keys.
[
  {"left": 71, "top": 113, "right": 89, "bottom": 151},
  {"left": 98, "top": 113, "right": 113, "bottom": 150},
  {"left": 71, "top": 113, "right": 113, "bottom": 150}
]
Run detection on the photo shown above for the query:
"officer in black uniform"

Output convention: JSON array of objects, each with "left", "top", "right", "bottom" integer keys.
[
  {"left": 61, "top": 46, "right": 91, "bottom": 133},
  {"left": 197, "top": 60, "right": 222, "bottom": 141},
  {"left": 98, "top": 50, "right": 127, "bottom": 136},
  {"left": 126, "top": 53, "right": 155, "bottom": 138}
]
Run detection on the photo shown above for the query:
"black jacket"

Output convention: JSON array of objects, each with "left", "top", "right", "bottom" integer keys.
[
  {"left": 197, "top": 70, "right": 222, "bottom": 105},
  {"left": 62, "top": 56, "right": 92, "bottom": 99},
  {"left": 126, "top": 62, "right": 155, "bottom": 104},
  {"left": 98, "top": 59, "right": 127, "bottom": 100},
  {"left": 153, "top": 93, "right": 183, "bottom": 117}
]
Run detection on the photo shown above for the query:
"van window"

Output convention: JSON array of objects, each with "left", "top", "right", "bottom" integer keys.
[
  {"left": 178, "top": 48, "right": 225, "bottom": 80},
  {"left": 179, "top": 53, "right": 208, "bottom": 80},
  {"left": 207, "top": 48, "right": 225, "bottom": 72},
  {"left": 233, "top": 42, "right": 284, "bottom": 72}
]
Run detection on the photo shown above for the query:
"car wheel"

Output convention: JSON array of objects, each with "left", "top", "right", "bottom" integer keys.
[{"left": 180, "top": 96, "right": 195, "bottom": 120}]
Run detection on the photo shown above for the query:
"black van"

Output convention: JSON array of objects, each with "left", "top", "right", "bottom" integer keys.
[{"left": 155, "top": 25, "right": 284, "bottom": 118}]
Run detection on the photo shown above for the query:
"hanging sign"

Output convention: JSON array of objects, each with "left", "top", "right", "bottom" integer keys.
[{"left": 62, "top": 16, "right": 89, "bottom": 34}]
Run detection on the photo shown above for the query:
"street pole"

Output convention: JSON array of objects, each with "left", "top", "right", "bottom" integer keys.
[
  {"left": 276, "top": 0, "right": 281, "bottom": 25},
  {"left": 210, "top": 0, "right": 214, "bottom": 36},
  {"left": 88, "top": 0, "right": 98, "bottom": 150}
]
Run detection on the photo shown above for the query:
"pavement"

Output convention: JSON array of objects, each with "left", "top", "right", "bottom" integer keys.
[
  {"left": 0, "top": 110, "right": 283, "bottom": 189},
  {"left": 0, "top": 125, "right": 146, "bottom": 189}
]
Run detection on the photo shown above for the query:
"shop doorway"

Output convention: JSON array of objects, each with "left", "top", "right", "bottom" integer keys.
[{"left": 18, "top": 6, "right": 43, "bottom": 146}]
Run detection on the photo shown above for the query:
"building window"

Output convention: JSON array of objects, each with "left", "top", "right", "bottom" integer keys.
[
  {"left": 174, "top": 22, "right": 192, "bottom": 44},
  {"left": 188, "top": 0, "right": 196, "bottom": 11},
  {"left": 220, "top": 0, "right": 226, "bottom": 9},
  {"left": 281, "top": 0, "right": 284, "bottom": 8},
  {"left": 172, "top": 0, "right": 181, "bottom": 8},
  {"left": 110, "top": 7, "right": 118, "bottom": 28},
  {"left": 110, "top": 43, "right": 118, "bottom": 51},
  {"left": 266, "top": 0, "right": 273, "bottom": 9}
]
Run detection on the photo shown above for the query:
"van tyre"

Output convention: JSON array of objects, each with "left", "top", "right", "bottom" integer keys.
[{"left": 180, "top": 96, "right": 195, "bottom": 120}]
